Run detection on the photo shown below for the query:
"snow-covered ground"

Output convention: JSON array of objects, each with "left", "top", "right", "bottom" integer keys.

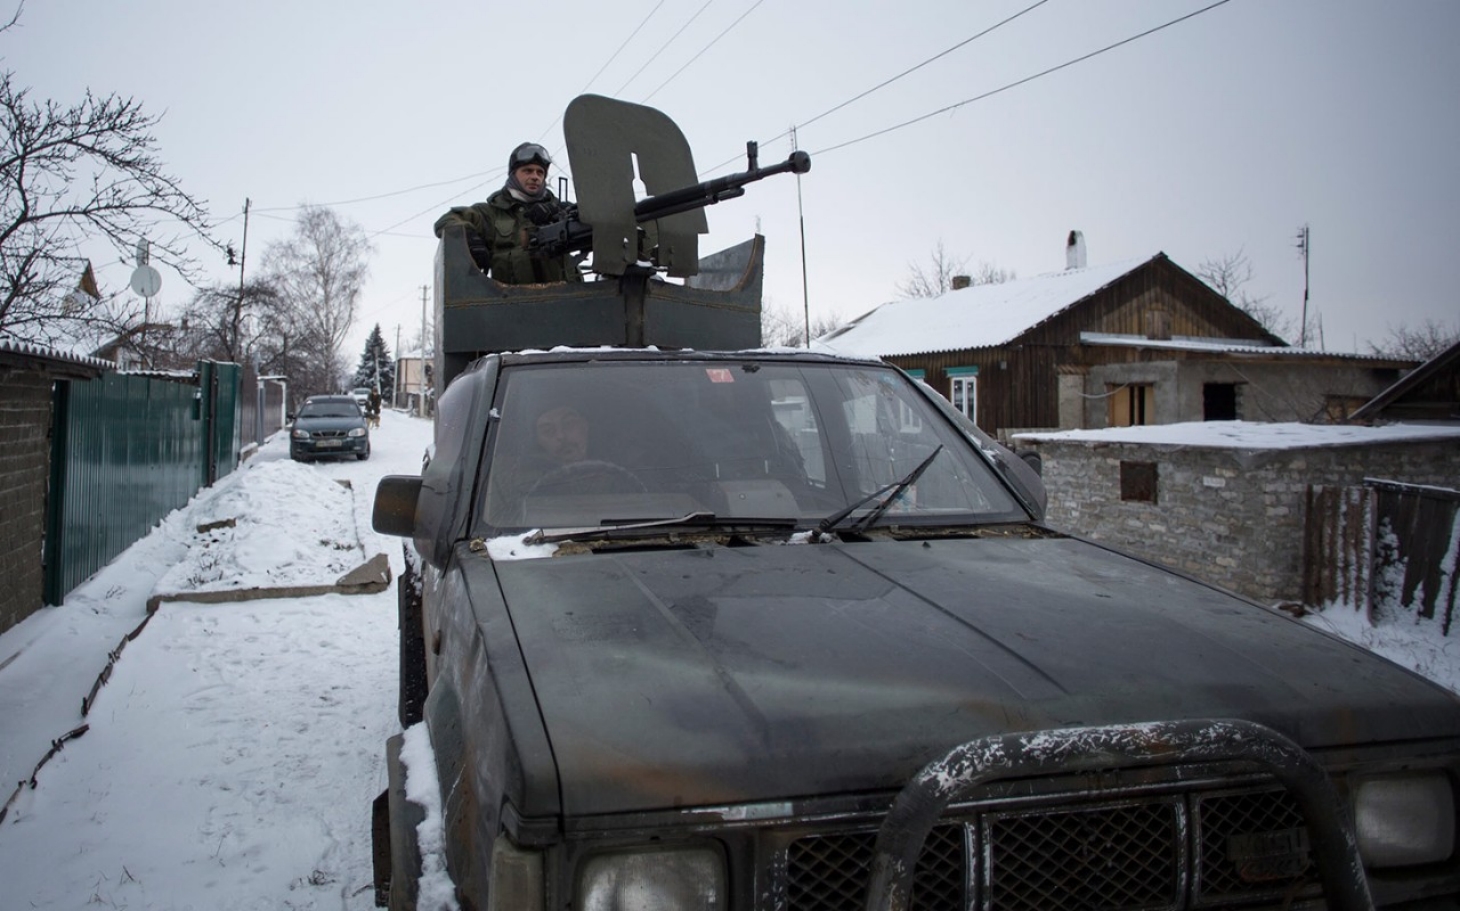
[
  {"left": 0, "top": 406, "right": 1455, "bottom": 910},
  {"left": 0, "top": 408, "right": 434, "bottom": 910}
]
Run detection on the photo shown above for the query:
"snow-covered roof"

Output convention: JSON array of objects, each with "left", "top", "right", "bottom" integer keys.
[
  {"left": 1014, "top": 420, "right": 1460, "bottom": 451},
  {"left": 813, "top": 256, "right": 1159, "bottom": 357}
]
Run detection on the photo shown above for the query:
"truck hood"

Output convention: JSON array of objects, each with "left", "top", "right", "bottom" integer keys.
[{"left": 486, "top": 536, "right": 1460, "bottom": 817}]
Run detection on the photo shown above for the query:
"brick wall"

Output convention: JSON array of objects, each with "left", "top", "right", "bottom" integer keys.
[
  {"left": 1026, "top": 436, "right": 1460, "bottom": 604},
  {"left": 0, "top": 371, "right": 54, "bottom": 635}
]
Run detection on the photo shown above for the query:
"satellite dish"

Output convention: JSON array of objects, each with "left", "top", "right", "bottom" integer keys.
[{"left": 130, "top": 264, "right": 162, "bottom": 297}]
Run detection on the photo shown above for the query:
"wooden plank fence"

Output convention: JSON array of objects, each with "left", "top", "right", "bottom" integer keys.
[{"left": 1303, "top": 479, "right": 1460, "bottom": 634}]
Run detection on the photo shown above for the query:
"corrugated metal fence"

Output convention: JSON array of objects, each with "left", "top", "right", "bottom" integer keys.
[
  {"left": 1303, "top": 479, "right": 1460, "bottom": 633},
  {"left": 43, "top": 363, "right": 241, "bottom": 604}
]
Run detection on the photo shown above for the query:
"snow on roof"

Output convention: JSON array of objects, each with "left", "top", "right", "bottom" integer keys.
[
  {"left": 1079, "top": 332, "right": 1414, "bottom": 362},
  {"left": 1014, "top": 420, "right": 1460, "bottom": 450},
  {"left": 1079, "top": 333, "right": 1283, "bottom": 354},
  {"left": 812, "top": 256, "right": 1157, "bottom": 357}
]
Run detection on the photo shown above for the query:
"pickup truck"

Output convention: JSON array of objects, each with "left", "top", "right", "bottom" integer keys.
[
  {"left": 367, "top": 95, "right": 1460, "bottom": 911},
  {"left": 370, "top": 341, "right": 1460, "bottom": 911}
]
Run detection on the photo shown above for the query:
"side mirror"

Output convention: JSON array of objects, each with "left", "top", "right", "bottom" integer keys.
[
  {"left": 373, "top": 475, "right": 423, "bottom": 536},
  {"left": 1018, "top": 450, "right": 1043, "bottom": 476}
]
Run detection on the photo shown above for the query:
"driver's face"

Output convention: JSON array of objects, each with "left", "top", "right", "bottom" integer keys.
[{"left": 535, "top": 406, "right": 588, "bottom": 464}]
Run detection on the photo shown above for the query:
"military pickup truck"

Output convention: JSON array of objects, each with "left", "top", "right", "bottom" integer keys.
[{"left": 368, "top": 97, "right": 1460, "bottom": 911}]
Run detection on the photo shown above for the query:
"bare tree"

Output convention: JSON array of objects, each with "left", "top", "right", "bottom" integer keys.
[
  {"left": 760, "top": 303, "right": 843, "bottom": 348},
  {"left": 1194, "top": 250, "right": 1296, "bottom": 341},
  {"left": 172, "top": 279, "right": 283, "bottom": 366},
  {"left": 260, "top": 205, "right": 371, "bottom": 395},
  {"left": 0, "top": 10, "right": 214, "bottom": 345},
  {"left": 1368, "top": 318, "right": 1460, "bottom": 362},
  {"left": 896, "top": 240, "right": 1011, "bottom": 298}
]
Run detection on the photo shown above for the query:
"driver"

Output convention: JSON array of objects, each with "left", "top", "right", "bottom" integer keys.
[{"left": 535, "top": 405, "right": 589, "bottom": 465}]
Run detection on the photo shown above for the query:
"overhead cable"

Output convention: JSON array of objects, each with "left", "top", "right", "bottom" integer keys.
[
  {"left": 643, "top": 0, "right": 767, "bottom": 103},
  {"left": 812, "top": 0, "right": 1234, "bottom": 157},
  {"left": 702, "top": 0, "right": 1054, "bottom": 176}
]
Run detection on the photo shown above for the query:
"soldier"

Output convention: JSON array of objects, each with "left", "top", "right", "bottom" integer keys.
[{"left": 433, "top": 142, "right": 583, "bottom": 285}]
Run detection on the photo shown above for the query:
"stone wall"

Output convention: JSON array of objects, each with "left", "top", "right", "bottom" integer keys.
[
  {"left": 0, "top": 371, "right": 54, "bottom": 635},
  {"left": 1024, "top": 436, "right": 1460, "bottom": 604}
]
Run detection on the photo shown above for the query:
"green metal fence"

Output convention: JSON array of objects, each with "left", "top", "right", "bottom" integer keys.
[{"left": 43, "top": 362, "right": 241, "bottom": 604}]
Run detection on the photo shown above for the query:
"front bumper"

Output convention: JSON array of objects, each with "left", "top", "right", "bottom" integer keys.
[{"left": 292, "top": 435, "right": 368, "bottom": 458}]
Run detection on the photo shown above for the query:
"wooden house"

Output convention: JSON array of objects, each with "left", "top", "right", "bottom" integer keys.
[{"left": 814, "top": 240, "right": 1414, "bottom": 441}]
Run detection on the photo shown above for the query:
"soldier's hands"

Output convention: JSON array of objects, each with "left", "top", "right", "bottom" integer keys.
[{"left": 525, "top": 200, "right": 562, "bottom": 226}]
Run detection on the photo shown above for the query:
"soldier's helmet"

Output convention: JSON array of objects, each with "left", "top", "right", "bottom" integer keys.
[{"left": 509, "top": 143, "right": 552, "bottom": 172}]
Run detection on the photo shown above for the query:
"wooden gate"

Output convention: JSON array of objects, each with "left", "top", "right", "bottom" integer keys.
[
  {"left": 1370, "top": 478, "right": 1460, "bottom": 634},
  {"left": 1303, "top": 480, "right": 1460, "bottom": 633},
  {"left": 1301, "top": 485, "right": 1372, "bottom": 611}
]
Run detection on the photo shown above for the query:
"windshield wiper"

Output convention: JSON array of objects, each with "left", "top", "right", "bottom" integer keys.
[
  {"left": 525, "top": 511, "right": 797, "bottom": 545},
  {"left": 817, "top": 445, "right": 944, "bottom": 537}
]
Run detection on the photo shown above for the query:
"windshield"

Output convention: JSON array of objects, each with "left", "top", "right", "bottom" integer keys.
[
  {"left": 478, "top": 360, "right": 1025, "bottom": 533},
  {"left": 299, "top": 403, "right": 360, "bottom": 419}
]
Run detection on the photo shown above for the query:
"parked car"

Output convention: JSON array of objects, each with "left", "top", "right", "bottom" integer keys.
[
  {"left": 289, "top": 394, "right": 370, "bottom": 461},
  {"left": 351, "top": 387, "right": 372, "bottom": 408}
]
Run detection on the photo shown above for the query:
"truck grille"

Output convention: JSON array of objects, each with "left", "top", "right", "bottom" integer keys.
[{"left": 784, "top": 785, "right": 1318, "bottom": 910}]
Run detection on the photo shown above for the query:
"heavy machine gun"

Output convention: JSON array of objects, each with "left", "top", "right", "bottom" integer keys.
[
  {"left": 432, "top": 94, "right": 810, "bottom": 390},
  {"left": 529, "top": 142, "right": 811, "bottom": 264}
]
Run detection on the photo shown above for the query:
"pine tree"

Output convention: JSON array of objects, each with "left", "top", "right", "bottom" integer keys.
[{"left": 350, "top": 324, "right": 395, "bottom": 396}]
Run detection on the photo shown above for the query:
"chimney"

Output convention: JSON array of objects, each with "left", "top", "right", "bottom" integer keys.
[
  {"left": 1065, "top": 230, "right": 1087, "bottom": 270},
  {"left": 951, "top": 274, "right": 972, "bottom": 291}
]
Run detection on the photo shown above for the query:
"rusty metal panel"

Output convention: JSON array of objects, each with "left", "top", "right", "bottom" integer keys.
[{"left": 43, "top": 371, "right": 211, "bottom": 604}]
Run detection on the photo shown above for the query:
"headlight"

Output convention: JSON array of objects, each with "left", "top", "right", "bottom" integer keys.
[
  {"left": 578, "top": 847, "right": 724, "bottom": 911},
  {"left": 348, "top": 427, "right": 366, "bottom": 437},
  {"left": 1353, "top": 771, "right": 1455, "bottom": 867},
  {"left": 292, "top": 429, "right": 310, "bottom": 440}
]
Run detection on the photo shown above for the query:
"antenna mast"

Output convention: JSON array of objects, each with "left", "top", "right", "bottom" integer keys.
[{"left": 1295, "top": 224, "right": 1310, "bottom": 347}]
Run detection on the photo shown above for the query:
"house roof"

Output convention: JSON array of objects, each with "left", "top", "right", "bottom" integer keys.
[
  {"left": 813, "top": 254, "right": 1215, "bottom": 358},
  {"left": 1348, "top": 338, "right": 1460, "bottom": 423},
  {"left": 1079, "top": 332, "right": 1408, "bottom": 364},
  {"left": 0, "top": 337, "right": 113, "bottom": 378}
]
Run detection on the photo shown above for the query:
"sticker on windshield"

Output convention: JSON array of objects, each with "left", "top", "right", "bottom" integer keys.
[{"left": 705, "top": 368, "right": 735, "bottom": 384}]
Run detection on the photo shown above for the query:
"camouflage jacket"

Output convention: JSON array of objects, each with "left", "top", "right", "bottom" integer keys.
[{"left": 433, "top": 189, "right": 583, "bottom": 284}]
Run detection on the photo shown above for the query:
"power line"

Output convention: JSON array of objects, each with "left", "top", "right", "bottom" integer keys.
[
  {"left": 812, "top": 0, "right": 1234, "bottom": 157},
  {"left": 613, "top": 0, "right": 715, "bottom": 96},
  {"left": 533, "top": 0, "right": 670, "bottom": 146},
  {"left": 788, "top": 0, "right": 1050, "bottom": 141},
  {"left": 643, "top": 0, "right": 767, "bottom": 103},
  {"left": 702, "top": 0, "right": 1053, "bottom": 176}
]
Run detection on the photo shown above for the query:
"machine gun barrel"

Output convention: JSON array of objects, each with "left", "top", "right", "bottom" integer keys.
[
  {"left": 633, "top": 146, "right": 811, "bottom": 223},
  {"left": 530, "top": 144, "right": 811, "bottom": 259}
]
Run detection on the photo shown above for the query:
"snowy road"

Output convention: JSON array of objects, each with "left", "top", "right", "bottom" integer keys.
[
  {"left": 1, "top": 403, "right": 1454, "bottom": 910},
  {"left": 0, "top": 408, "right": 434, "bottom": 910}
]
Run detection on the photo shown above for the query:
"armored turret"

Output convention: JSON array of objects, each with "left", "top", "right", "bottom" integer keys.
[{"left": 433, "top": 94, "right": 809, "bottom": 391}]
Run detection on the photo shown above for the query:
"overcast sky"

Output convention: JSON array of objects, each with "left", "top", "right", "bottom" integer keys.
[{"left": 7, "top": 0, "right": 1458, "bottom": 360}]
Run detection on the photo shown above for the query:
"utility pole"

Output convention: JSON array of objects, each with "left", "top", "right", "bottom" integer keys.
[
  {"left": 232, "top": 199, "right": 251, "bottom": 361},
  {"left": 1295, "top": 223, "right": 1310, "bottom": 348},
  {"left": 792, "top": 125, "right": 811, "bottom": 347},
  {"left": 394, "top": 324, "right": 401, "bottom": 408},
  {"left": 419, "top": 285, "right": 429, "bottom": 417}
]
